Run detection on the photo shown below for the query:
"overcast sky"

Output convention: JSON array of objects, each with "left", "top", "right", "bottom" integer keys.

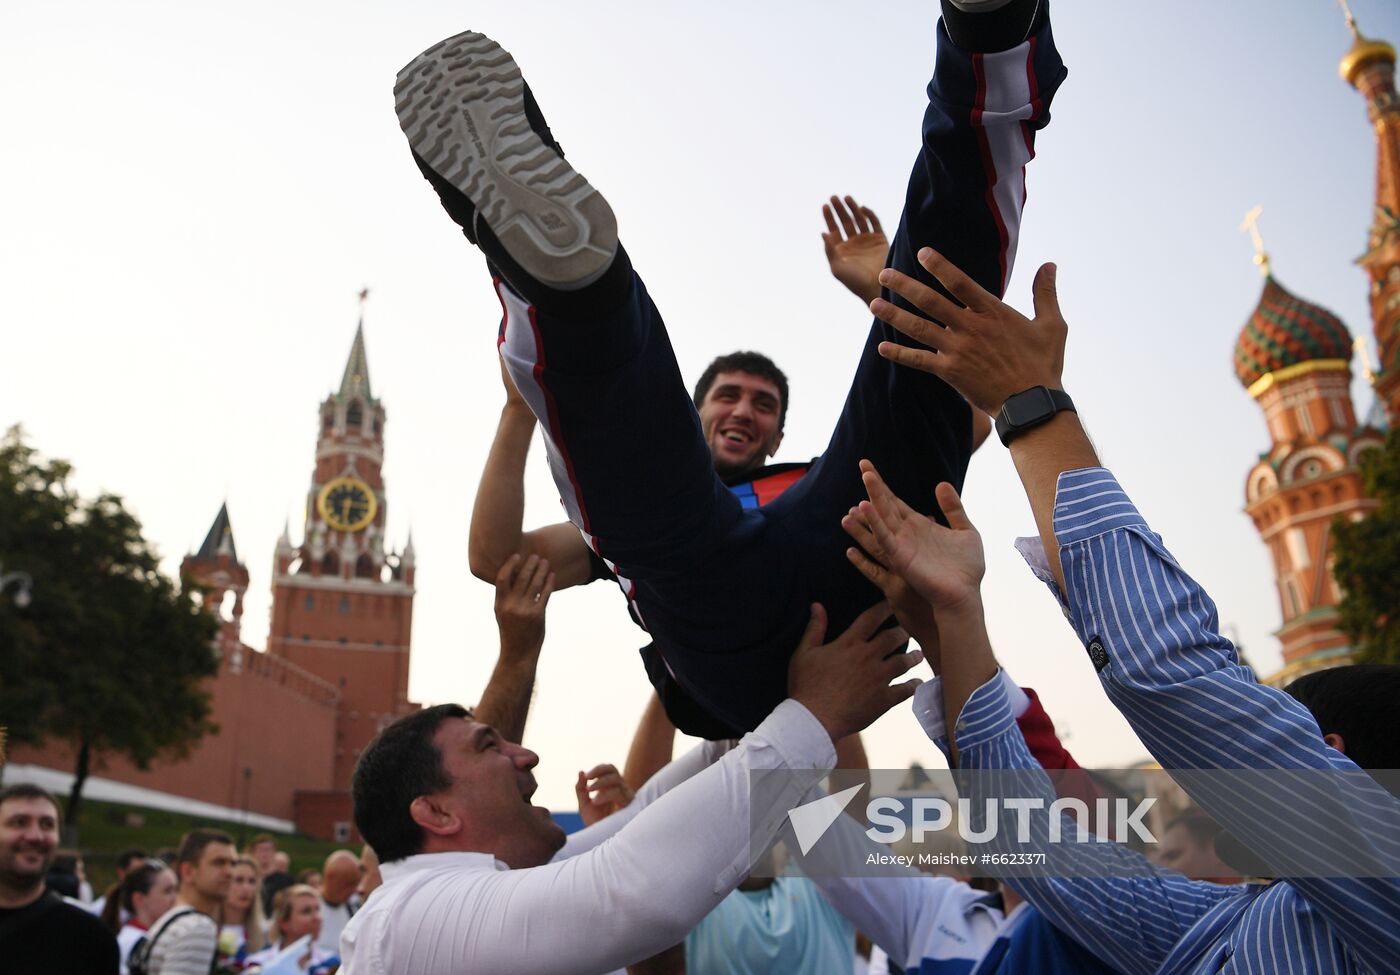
[{"left": 4, "top": 0, "right": 1397, "bottom": 809}]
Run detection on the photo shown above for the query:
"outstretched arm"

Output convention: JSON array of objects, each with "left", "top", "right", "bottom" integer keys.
[
  {"left": 870, "top": 253, "right": 1096, "bottom": 590},
  {"left": 874, "top": 248, "right": 1400, "bottom": 972},
  {"left": 468, "top": 356, "right": 596, "bottom": 588},
  {"left": 474, "top": 553, "right": 555, "bottom": 743},
  {"left": 851, "top": 466, "right": 1234, "bottom": 974},
  {"left": 465, "top": 602, "right": 923, "bottom": 974},
  {"left": 622, "top": 691, "right": 677, "bottom": 793}
]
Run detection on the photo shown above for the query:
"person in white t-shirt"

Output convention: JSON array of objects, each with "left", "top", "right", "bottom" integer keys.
[{"left": 315, "top": 850, "right": 359, "bottom": 955}]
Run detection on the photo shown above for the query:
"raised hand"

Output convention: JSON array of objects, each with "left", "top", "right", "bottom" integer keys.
[
  {"left": 788, "top": 601, "right": 922, "bottom": 742},
  {"left": 494, "top": 552, "right": 555, "bottom": 662},
  {"left": 822, "top": 194, "right": 889, "bottom": 305},
  {"left": 870, "top": 249, "right": 1066, "bottom": 415},
  {"left": 853, "top": 461, "right": 984, "bottom": 613},
  {"left": 841, "top": 504, "right": 942, "bottom": 674},
  {"left": 575, "top": 763, "right": 635, "bottom": 827}
]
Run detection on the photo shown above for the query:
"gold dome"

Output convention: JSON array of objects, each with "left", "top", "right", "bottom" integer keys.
[{"left": 1341, "top": 34, "right": 1396, "bottom": 86}]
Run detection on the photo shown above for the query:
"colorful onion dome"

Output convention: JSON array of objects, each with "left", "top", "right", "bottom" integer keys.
[{"left": 1234, "top": 276, "right": 1352, "bottom": 389}]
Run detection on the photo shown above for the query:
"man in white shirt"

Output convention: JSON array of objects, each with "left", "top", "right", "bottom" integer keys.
[{"left": 340, "top": 600, "right": 921, "bottom": 974}]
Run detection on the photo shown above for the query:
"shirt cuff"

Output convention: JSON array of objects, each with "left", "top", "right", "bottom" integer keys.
[
  {"left": 913, "top": 669, "right": 1027, "bottom": 742},
  {"left": 758, "top": 699, "right": 838, "bottom": 771},
  {"left": 1051, "top": 468, "right": 1149, "bottom": 545},
  {"left": 1014, "top": 535, "right": 1070, "bottom": 614}
]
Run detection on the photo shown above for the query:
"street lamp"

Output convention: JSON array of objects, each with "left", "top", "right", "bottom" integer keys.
[{"left": 0, "top": 567, "right": 33, "bottom": 609}]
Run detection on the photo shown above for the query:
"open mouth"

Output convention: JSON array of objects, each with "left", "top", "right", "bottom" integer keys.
[{"left": 720, "top": 429, "right": 753, "bottom": 446}]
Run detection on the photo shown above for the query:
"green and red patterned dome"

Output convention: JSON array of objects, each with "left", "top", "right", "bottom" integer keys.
[{"left": 1234, "top": 276, "right": 1352, "bottom": 389}]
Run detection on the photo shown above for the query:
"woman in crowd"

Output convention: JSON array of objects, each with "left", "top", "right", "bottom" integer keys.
[
  {"left": 217, "top": 855, "right": 269, "bottom": 971},
  {"left": 99, "top": 859, "right": 178, "bottom": 974},
  {"left": 245, "top": 883, "right": 338, "bottom": 973}
]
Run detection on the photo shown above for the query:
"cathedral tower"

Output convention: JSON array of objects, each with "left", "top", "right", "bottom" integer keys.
[
  {"left": 268, "top": 316, "right": 417, "bottom": 789},
  {"left": 1340, "top": 3, "right": 1400, "bottom": 419},
  {"left": 1235, "top": 254, "right": 1384, "bottom": 682}
]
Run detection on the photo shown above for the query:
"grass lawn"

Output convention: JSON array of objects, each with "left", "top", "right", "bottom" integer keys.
[{"left": 63, "top": 795, "right": 348, "bottom": 893}]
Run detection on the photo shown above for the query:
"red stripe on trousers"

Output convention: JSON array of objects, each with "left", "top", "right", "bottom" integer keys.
[
  {"left": 971, "top": 52, "right": 1010, "bottom": 295},
  {"left": 1020, "top": 37, "right": 1040, "bottom": 209}
]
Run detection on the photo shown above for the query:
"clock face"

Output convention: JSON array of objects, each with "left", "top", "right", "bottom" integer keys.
[{"left": 317, "top": 477, "right": 378, "bottom": 533}]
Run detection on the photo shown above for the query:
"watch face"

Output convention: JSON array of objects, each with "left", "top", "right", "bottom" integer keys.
[
  {"left": 1003, "top": 386, "right": 1057, "bottom": 427},
  {"left": 317, "top": 477, "right": 378, "bottom": 532}
]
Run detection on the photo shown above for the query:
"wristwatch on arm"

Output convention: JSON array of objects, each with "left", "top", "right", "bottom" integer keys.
[{"left": 994, "top": 386, "right": 1076, "bottom": 447}]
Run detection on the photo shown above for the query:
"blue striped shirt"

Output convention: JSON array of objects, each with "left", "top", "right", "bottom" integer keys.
[{"left": 936, "top": 467, "right": 1400, "bottom": 974}]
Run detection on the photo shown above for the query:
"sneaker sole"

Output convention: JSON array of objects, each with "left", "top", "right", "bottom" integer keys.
[{"left": 395, "top": 31, "right": 617, "bottom": 290}]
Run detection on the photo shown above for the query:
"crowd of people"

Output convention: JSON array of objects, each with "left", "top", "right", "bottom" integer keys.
[
  {"left": 3, "top": 0, "right": 1399, "bottom": 972},
  {"left": 0, "top": 804, "right": 379, "bottom": 974}
]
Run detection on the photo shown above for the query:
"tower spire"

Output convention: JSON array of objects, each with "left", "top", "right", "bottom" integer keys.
[
  {"left": 340, "top": 289, "right": 373, "bottom": 400},
  {"left": 1239, "top": 205, "right": 1270, "bottom": 277},
  {"left": 195, "top": 502, "right": 238, "bottom": 562},
  {"left": 1337, "top": 0, "right": 1360, "bottom": 41},
  {"left": 1338, "top": 4, "right": 1400, "bottom": 421}
]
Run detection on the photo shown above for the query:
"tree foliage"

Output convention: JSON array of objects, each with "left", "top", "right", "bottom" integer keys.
[
  {"left": 0, "top": 426, "right": 219, "bottom": 823},
  {"left": 1332, "top": 425, "right": 1400, "bottom": 666}
]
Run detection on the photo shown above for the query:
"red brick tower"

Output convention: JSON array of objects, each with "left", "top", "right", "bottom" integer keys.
[
  {"left": 181, "top": 503, "right": 250, "bottom": 671},
  {"left": 1340, "top": 5, "right": 1400, "bottom": 419},
  {"left": 268, "top": 318, "right": 417, "bottom": 789},
  {"left": 1235, "top": 256, "right": 1385, "bottom": 683}
]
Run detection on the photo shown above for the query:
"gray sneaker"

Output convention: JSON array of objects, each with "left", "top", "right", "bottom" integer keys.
[{"left": 395, "top": 31, "right": 618, "bottom": 290}]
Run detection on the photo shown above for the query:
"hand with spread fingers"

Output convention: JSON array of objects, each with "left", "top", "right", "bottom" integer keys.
[
  {"left": 787, "top": 600, "right": 923, "bottom": 742},
  {"left": 822, "top": 194, "right": 889, "bottom": 306},
  {"left": 841, "top": 503, "right": 942, "bottom": 675},
  {"left": 850, "top": 460, "right": 984, "bottom": 614},
  {"left": 869, "top": 248, "right": 1066, "bottom": 415},
  {"left": 575, "top": 763, "right": 636, "bottom": 827}
]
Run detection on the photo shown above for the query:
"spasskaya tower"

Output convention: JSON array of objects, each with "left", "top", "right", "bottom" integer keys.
[{"left": 268, "top": 310, "right": 418, "bottom": 790}]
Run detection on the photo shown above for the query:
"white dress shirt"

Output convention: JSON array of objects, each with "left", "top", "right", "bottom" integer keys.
[{"left": 339, "top": 699, "right": 834, "bottom": 975}]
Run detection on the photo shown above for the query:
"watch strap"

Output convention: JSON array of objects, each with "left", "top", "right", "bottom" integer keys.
[{"left": 995, "top": 386, "right": 1075, "bottom": 446}]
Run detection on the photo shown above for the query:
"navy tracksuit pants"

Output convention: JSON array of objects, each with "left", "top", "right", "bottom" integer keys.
[{"left": 499, "top": 18, "right": 1067, "bottom": 737}]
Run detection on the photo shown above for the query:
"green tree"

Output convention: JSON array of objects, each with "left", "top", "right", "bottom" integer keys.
[
  {"left": 0, "top": 426, "right": 219, "bottom": 826},
  {"left": 1333, "top": 426, "right": 1400, "bottom": 665}
]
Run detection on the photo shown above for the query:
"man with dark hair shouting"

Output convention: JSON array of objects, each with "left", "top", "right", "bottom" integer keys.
[
  {"left": 401, "top": 0, "right": 1067, "bottom": 738},
  {"left": 341, "top": 601, "right": 922, "bottom": 973}
]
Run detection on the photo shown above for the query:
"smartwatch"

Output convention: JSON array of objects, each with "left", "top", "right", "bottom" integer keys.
[{"left": 994, "top": 386, "right": 1075, "bottom": 446}]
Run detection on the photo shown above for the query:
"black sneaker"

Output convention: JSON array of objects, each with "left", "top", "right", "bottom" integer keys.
[
  {"left": 395, "top": 31, "right": 618, "bottom": 291},
  {"left": 941, "top": 0, "right": 1046, "bottom": 53}
]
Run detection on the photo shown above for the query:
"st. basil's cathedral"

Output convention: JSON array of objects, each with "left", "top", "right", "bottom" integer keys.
[{"left": 1234, "top": 7, "right": 1400, "bottom": 686}]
